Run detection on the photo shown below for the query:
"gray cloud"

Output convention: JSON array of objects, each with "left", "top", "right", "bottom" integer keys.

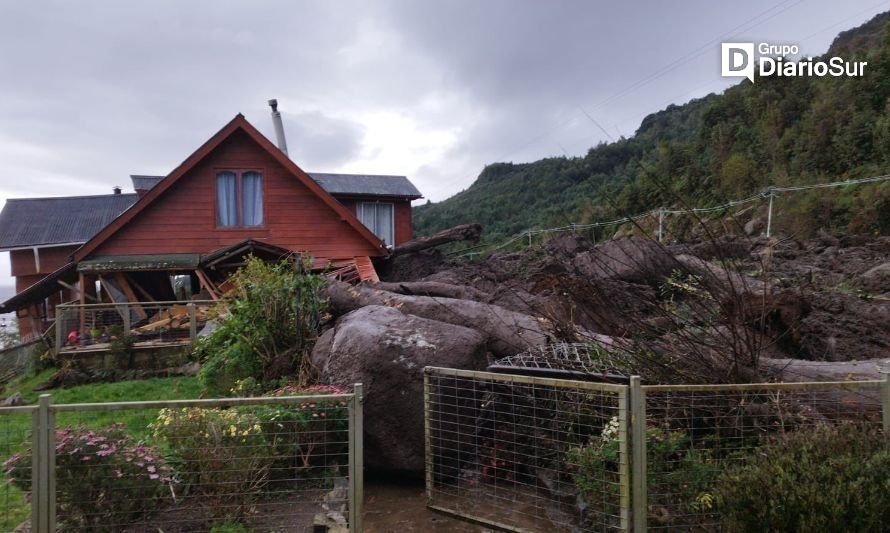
[{"left": 0, "top": 0, "right": 886, "bottom": 285}]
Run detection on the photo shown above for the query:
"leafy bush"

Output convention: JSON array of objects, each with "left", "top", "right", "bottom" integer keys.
[
  {"left": 196, "top": 256, "right": 326, "bottom": 395},
  {"left": 715, "top": 423, "right": 890, "bottom": 532},
  {"left": 151, "top": 407, "right": 272, "bottom": 522},
  {"left": 4, "top": 424, "right": 172, "bottom": 528},
  {"left": 567, "top": 420, "right": 719, "bottom": 527},
  {"left": 254, "top": 384, "right": 350, "bottom": 481}
]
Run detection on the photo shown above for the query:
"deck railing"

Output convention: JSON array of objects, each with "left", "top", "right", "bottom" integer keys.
[{"left": 54, "top": 300, "right": 216, "bottom": 355}]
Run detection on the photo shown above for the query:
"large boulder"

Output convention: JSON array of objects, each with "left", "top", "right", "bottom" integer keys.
[
  {"left": 573, "top": 237, "right": 675, "bottom": 284},
  {"left": 311, "top": 305, "right": 490, "bottom": 473},
  {"left": 322, "top": 280, "right": 553, "bottom": 357}
]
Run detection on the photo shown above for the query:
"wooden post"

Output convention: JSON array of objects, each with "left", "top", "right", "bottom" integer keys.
[
  {"left": 424, "top": 370, "right": 433, "bottom": 506},
  {"left": 765, "top": 187, "right": 775, "bottom": 238},
  {"left": 188, "top": 303, "right": 197, "bottom": 340},
  {"left": 32, "top": 394, "right": 55, "bottom": 532},
  {"left": 882, "top": 373, "right": 889, "bottom": 435},
  {"left": 618, "top": 385, "right": 630, "bottom": 530},
  {"left": 348, "top": 383, "right": 364, "bottom": 532},
  {"left": 630, "top": 376, "right": 647, "bottom": 533},
  {"left": 54, "top": 306, "right": 64, "bottom": 354},
  {"left": 78, "top": 272, "right": 86, "bottom": 337}
]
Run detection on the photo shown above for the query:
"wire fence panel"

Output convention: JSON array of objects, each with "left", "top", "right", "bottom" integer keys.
[
  {"left": 640, "top": 381, "right": 885, "bottom": 531},
  {"left": 1, "top": 391, "right": 363, "bottom": 532},
  {"left": 0, "top": 406, "right": 37, "bottom": 531},
  {"left": 425, "top": 367, "right": 630, "bottom": 532}
]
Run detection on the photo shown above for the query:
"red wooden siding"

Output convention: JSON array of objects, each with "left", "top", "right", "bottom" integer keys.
[
  {"left": 91, "top": 130, "right": 383, "bottom": 261},
  {"left": 10, "top": 245, "right": 78, "bottom": 277},
  {"left": 334, "top": 197, "right": 414, "bottom": 245}
]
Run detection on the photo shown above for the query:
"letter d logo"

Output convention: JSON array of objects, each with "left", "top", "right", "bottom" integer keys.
[{"left": 721, "top": 43, "right": 755, "bottom": 83}]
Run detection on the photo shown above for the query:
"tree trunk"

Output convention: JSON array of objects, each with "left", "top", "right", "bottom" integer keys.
[{"left": 391, "top": 223, "right": 483, "bottom": 256}]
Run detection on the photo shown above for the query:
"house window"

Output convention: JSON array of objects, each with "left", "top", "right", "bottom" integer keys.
[
  {"left": 358, "top": 202, "right": 394, "bottom": 246},
  {"left": 216, "top": 170, "right": 263, "bottom": 227}
]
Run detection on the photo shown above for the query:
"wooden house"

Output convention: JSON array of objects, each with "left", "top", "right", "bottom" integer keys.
[{"left": 0, "top": 114, "right": 422, "bottom": 340}]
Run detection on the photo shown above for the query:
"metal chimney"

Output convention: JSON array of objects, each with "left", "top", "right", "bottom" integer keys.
[{"left": 268, "top": 99, "right": 289, "bottom": 156}]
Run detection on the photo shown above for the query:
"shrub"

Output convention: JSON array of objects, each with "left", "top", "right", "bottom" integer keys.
[
  {"left": 4, "top": 424, "right": 172, "bottom": 528},
  {"left": 567, "top": 420, "right": 719, "bottom": 527},
  {"left": 255, "top": 384, "right": 350, "bottom": 481},
  {"left": 196, "top": 256, "right": 326, "bottom": 395},
  {"left": 151, "top": 407, "right": 272, "bottom": 522},
  {"left": 715, "top": 423, "right": 890, "bottom": 532}
]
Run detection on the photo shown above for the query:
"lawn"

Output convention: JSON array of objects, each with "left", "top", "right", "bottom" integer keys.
[{"left": 0, "top": 370, "right": 204, "bottom": 530}]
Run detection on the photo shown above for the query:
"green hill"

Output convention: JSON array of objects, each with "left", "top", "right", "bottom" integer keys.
[{"left": 414, "top": 11, "right": 890, "bottom": 242}]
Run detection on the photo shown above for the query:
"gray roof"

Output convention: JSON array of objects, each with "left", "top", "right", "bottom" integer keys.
[
  {"left": 309, "top": 173, "right": 422, "bottom": 198},
  {"left": 0, "top": 194, "right": 137, "bottom": 250},
  {"left": 130, "top": 173, "right": 423, "bottom": 199},
  {"left": 130, "top": 175, "right": 164, "bottom": 191}
]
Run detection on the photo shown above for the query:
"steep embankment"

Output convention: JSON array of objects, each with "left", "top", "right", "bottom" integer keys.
[{"left": 414, "top": 11, "right": 890, "bottom": 242}]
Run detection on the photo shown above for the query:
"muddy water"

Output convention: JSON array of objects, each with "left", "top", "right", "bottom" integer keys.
[{"left": 363, "top": 480, "right": 485, "bottom": 532}]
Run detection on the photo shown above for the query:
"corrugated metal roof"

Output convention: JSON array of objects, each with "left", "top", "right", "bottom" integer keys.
[
  {"left": 129, "top": 172, "right": 423, "bottom": 198},
  {"left": 0, "top": 194, "right": 137, "bottom": 250},
  {"left": 309, "top": 173, "right": 423, "bottom": 198},
  {"left": 130, "top": 175, "right": 164, "bottom": 190}
]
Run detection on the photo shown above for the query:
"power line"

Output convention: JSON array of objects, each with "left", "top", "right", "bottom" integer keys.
[{"left": 450, "top": 173, "right": 890, "bottom": 257}]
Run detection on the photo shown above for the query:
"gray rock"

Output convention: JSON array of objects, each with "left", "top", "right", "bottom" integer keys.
[
  {"left": 862, "top": 262, "right": 890, "bottom": 279},
  {"left": 311, "top": 305, "right": 489, "bottom": 473},
  {"left": 573, "top": 237, "right": 675, "bottom": 284},
  {"left": 2, "top": 392, "right": 23, "bottom": 406}
]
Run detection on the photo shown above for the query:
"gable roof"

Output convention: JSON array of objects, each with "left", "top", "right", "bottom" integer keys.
[
  {"left": 74, "top": 114, "right": 388, "bottom": 263},
  {"left": 130, "top": 172, "right": 422, "bottom": 199},
  {"left": 0, "top": 194, "right": 137, "bottom": 250},
  {"left": 130, "top": 175, "right": 164, "bottom": 191}
]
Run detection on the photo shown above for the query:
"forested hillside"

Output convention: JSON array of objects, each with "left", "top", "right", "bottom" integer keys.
[{"left": 414, "top": 11, "right": 890, "bottom": 242}]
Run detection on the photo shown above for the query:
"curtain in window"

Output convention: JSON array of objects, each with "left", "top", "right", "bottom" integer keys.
[
  {"left": 359, "top": 203, "right": 393, "bottom": 246},
  {"left": 216, "top": 172, "right": 237, "bottom": 226},
  {"left": 375, "top": 203, "right": 393, "bottom": 246},
  {"left": 242, "top": 171, "right": 263, "bottom": 226}
]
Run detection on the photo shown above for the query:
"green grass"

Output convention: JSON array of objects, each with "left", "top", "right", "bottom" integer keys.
[{"left": 0, "top": 370, "right": 205, "bottom": 530}]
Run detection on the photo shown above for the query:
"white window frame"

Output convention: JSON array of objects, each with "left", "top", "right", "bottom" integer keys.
[{"left": 357, "top": 202, "right": 395, "bottom": 246}]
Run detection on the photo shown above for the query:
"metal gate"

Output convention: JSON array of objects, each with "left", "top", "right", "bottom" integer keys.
[{"left": 424, "top": 367, "right": 630, "bottom": 532}]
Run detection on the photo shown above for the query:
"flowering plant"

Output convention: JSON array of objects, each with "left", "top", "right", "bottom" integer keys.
[
  {"left": 151, "top": 407, "right": 272, "bottom": 521},
  {"left": 3, "top": 424, "right": 172, "bottom": 528},
  {"left": 255, "top": 384, "right": 351, "bottom": 479}
]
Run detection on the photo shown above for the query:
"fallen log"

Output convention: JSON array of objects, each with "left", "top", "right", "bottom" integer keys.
[
  {"left": 370, "top": 281, "right": 490, "bottom": 302},
  {"left": 760, "top": 357, "right": 888, "bottom": 382},
  {"left": 391, "top": 223, "right": 482, "bottom": 256},
  {"left": 322, "top": 279, "right": 553, "bottom": 357}
]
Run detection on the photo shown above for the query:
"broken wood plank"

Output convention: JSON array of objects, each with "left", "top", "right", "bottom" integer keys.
[
  {"left": 113, "top": 273, "right": 148, "bottom": 320},
  {"left": 127, "top": 275, "right": 157, "bottom": 302},
  {"left": 194, "top": 269, "right": 220, "bottom": 300}
]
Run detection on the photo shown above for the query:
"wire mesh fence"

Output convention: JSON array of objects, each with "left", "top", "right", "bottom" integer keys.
[
  {"left": 55, "top": 301, "right": 215, "bottom": 354},
  {"left": 638, "top": 380, "right": 885, "bottom": 531},
  {"left": 0, "top": 388, "right": 363, "bottom": 532},
  {"left": 425, "top": 367, "right": 888, "bottom": 532},
  {"left": 0, "top": 405, "right": 36, "bottom": 531},
  {"left": 424, "top": 367, "right": 630, "bottom": 532}
]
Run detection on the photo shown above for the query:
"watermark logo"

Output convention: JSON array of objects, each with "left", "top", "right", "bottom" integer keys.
[
  {"left": 721, "top": 42, "right": 866, "bottom": 83},
  {"left": 722, "top": 43, "right": 755, "bottom": 83}
]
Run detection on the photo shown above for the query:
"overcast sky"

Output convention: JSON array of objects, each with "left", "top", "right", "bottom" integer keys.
[{"left": 0, "top": 0, "right": 888, "bottom": 288}]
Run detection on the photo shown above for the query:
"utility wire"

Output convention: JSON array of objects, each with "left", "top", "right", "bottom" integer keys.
[{"left": 450, "top": 173, "right": 890, "bottom": 257}]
